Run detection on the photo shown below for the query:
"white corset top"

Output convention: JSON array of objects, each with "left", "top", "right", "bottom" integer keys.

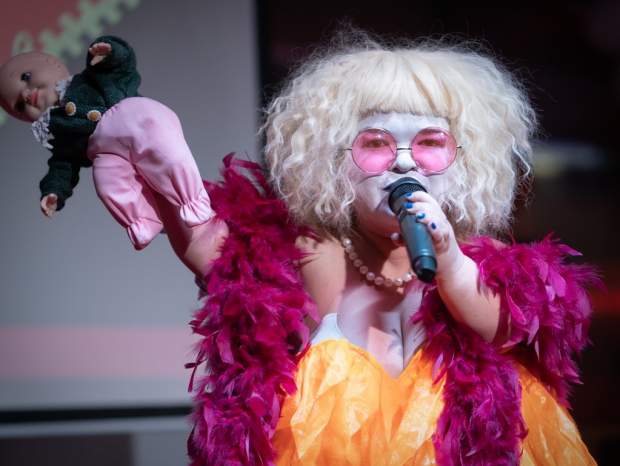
[{"left": 310, "top": 312, "right": 427, "bottom": 364}]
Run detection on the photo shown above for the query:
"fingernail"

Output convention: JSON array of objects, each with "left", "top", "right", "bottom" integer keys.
[
  {"left": 405, "top": 192, "right": 413, "bottom": 198},
  {"left": 431, "top": 222, "right": 437, "bottom": 230},
  {"left": 405, "top": 202, "right": 413, "bottom": 209},
  {"left": 416, "top": 212, "right": 426, "bottom": 219}
]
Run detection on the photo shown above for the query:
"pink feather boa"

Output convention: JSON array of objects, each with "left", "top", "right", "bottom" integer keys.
[
  {"left": 416, "top": 237, "right": 599, "bottom": 465},
  {"left": 187, "top": 155, "right": 317, "bottom": 466},
  {"left": 187, "top": 156, "right": 598, "bottom": 466},
  {"left": 465, "top": 237, "right": 599, "bottom": 405}
]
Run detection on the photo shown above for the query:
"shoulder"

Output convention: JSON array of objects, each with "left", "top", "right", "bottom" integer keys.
[
  {"left": 296, "top": 234, "right": 347, "bottom": 319},
  {"left": 296, "top": 234, "right": 343, "bottom": 265}
]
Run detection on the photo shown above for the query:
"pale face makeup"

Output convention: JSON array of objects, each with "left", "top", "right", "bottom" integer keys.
[
  {"left": 348, "top": 112, "right": 452, "bottom": 237},
  {"left": 0, "top": 52, "right": 70, "bottom": 122}
]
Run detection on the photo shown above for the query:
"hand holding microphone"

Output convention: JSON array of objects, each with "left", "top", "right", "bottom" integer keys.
[{"left": 388, "top": 178, "right": 437, "bottom": 283}]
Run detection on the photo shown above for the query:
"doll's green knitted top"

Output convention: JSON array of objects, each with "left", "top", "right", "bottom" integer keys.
[{"left": 38, "top": 35, "right": 141, "bottom": 210}]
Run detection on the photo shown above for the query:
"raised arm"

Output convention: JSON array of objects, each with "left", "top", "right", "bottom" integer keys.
[{"left": 153, "top": 189, "right": 228, "bottom": 278}]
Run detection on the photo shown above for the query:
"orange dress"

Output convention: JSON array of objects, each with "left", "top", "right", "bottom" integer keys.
[{"left": 273, "top": 339, "right": 596, "bottom": 466}]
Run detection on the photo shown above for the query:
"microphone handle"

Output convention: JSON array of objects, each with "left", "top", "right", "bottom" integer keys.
[{"left": 397, "top": 209, "right": 437, "bottom": 283}]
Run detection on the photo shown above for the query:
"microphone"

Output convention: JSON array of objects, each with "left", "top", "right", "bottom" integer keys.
[{"left": 387, "top": 177, "right": 437, "bottom": 283}]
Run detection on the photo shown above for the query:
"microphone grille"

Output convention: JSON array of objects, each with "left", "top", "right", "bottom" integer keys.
[{"left": 388, "top": 177, "right": 427, "bottom": 213}]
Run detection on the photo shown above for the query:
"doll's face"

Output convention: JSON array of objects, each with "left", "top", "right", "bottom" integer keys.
[
  {"left": 348, "top": 112, "right": 452, "bottom": 237},
  {"left": 0, "top": 52, "right": 70, "bottom": 122}
]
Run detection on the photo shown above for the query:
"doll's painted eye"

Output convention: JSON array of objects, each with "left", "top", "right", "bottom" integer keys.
[{"left": 20, "top": 72, "right": 32, "bottom": 82}]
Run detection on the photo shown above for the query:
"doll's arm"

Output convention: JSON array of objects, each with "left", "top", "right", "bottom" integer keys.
[
  {"left": 39, "top": 155, "right": 81, "bottom": 212},
  {"left": 88, "top": 42, "right": 112, "bottom": 66},
  {"left": 40, "top": 194, "right": 58, "bottom": 217},
  {"left": 86, "top": 36, "right": 136, "bottom": 74},
  {"left": 84, "top": 36, "right": 140, "bottom": 103}
]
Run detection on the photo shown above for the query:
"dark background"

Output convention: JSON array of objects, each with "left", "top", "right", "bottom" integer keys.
[{"left": 257, "top": 1, "right": 620, "bottom": 464}]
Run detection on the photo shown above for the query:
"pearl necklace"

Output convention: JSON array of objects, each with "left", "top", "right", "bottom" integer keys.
[{"left": 341, "top": 237, "right": 415, "bottom": 288}]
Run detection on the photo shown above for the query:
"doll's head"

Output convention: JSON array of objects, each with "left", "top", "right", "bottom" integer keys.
[
  {"left": 0, "top": 52, "right": 70, "bottom": 123},
  {"left": 263, "top": 35, "right": 537, "bottom": 239}
]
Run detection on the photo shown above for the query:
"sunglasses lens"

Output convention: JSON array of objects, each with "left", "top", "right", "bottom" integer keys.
[
  {"left": 351, "top": 129, "right": 396, "bottom": 174},
  {"left": 411, "top": 128, "right": 457, "bottom": 174}
]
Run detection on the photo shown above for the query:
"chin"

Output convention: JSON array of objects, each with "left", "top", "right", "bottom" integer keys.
[{"left": 354, "top": 206, "right": 400, "bottom": 238}]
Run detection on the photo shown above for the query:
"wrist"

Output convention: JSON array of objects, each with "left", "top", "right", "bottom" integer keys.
[{"left": 435, "top": 243, "right": 468, "bottom": 284}]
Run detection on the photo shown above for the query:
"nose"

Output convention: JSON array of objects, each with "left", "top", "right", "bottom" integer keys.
[
  {"left": 391, "top": 148, "right": 417, "bottom": 173},
  {"left": 21, "top": 88, "right": 31, "bottom": 104}
]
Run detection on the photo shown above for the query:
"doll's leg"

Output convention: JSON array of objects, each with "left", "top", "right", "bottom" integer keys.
[
  {"left": 119, "top": 98, "right": 214, "bottom": 227},
  {"left": 91, "top": 152, "right": 164, "bottom": 250}
]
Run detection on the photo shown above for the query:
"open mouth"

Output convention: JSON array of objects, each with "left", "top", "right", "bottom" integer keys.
[{"left": 30, "top": 89, "right": 38, "bottom": 107}]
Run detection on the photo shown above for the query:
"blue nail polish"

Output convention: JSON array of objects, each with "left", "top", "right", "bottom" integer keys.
[
  {"left": 405, "top": 202, "right": 413, "bottom": 209},
  {"left": 405, "top": 191, "right": 413, "bottom": 198},
  {"left": 431, "top": 222, "right": 437, "bottom": 230},
  {"left": 416, "top": 212, "right": 426, "bottom": 219}
]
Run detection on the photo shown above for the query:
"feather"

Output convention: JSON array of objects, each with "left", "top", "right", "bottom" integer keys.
[
  {"left": 187, "top": 155, "right": 599, "bottom": 466},
  {"left": 413, "top": 235, "right": 599, "bottom": 465},
  {"left": 464, "top": 236, "right": 601, "bottom": 405},
  {"left": 186, "top": 155, "right": 316, "bottom": 466}
]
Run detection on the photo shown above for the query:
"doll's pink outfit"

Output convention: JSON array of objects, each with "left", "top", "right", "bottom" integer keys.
[{"left": 87, "top": 97, "right": 213, "bottom": 249}]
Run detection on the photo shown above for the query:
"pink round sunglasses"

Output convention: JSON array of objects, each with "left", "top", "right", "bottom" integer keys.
[{"left": 347, "top": 127, "right": 461, "bottom": 175}]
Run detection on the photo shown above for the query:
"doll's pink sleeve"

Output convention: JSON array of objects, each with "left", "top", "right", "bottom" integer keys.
[{"left": 462, "top": 236, "right": 600, "bottom": 404}]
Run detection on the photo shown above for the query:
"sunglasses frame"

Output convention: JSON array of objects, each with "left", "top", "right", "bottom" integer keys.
[{"left": 346, "top": 127, "right": 462, "bottom": 176}]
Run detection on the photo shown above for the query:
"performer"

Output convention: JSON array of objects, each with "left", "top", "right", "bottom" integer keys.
[
  {"left": 179, "top": 32, "right": 599, "bottom": 465},
  {"left": 0, "top": 36, "right": 213, "bottom": 250}
]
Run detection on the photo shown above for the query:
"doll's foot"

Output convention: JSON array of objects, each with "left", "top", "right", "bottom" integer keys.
[
  {"left": 127, "top": 217, "right": 164, "bottom": 250},
  {"left": 179, "top": 191, "right": 215, "bottom": 227}
]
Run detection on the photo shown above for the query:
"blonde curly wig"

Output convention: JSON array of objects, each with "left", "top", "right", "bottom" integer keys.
[{"left": 263, "top": 33, "right": 536, "bottom": 239}]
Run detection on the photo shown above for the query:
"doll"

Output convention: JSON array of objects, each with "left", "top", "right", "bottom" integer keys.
[
  {"left": 0, "top": 36, "right": 213, "bottom": 250},
  {"left": 180, "top": 33, "right": 599, "bottom": 466}
]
